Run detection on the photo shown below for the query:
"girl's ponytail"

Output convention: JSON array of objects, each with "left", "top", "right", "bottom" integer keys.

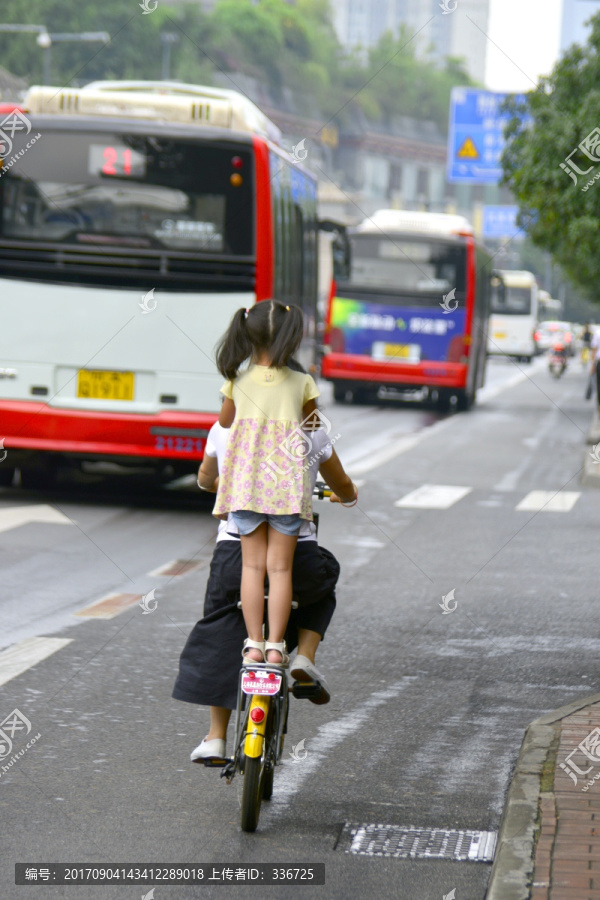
[
  {"left": 216, "top": 308, "right": 253, "bottom": 380},
  {"left": 269, "top": 303, "right": 304, "bottom": 368}
]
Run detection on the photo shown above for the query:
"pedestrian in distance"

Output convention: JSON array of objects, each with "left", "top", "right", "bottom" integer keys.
[
  {"left": 589, "top": 325, "right": 600, "bottom": 406},
  {"left": 212, "top": 300, "right": 356, "bottom": 669}
]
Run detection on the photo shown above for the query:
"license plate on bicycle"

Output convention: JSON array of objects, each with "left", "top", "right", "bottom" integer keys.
[{"left": 241, "top": 669, "right": 282, "bottom": 695}]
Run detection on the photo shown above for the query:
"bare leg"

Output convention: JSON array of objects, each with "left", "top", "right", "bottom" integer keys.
[
  {"left": 240, "top": 523, "right": 268, "bottom": 661},
  {"left": 265, "top": 526, "right": 297, "bottom": 662},
  {"left": 296, "top": 628, "right": 321, "bottom": 664},
  {"left": 205, "top": 706, "right": 231, "bottom": 742}
]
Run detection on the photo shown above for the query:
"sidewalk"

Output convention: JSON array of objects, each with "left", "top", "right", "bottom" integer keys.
[
  {"left": 486, "top": 694, "right": 600, "bottom": 900},
  {"left": 486, "top": 411, "right": 600, "bottom": 898}
]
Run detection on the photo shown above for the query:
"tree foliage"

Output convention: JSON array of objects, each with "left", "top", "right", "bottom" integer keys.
[
  {"left": 0, "top": 0, "right": 474, "bottom": 133},
  {"left": 502, "top": 13, "right": 600, "bottom": 300}
]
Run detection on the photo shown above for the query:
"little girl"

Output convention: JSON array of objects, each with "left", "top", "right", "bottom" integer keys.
[{"left": 212, "top": 300, "right": 319, "bottom": 667}]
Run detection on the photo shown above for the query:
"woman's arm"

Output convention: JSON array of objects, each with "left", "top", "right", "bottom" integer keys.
[
  {"left": 319, "top": 447, "right": 357, "bottom": 504},
  {"left": 219, "top": 397, "right": 236, "bottom": 428},
  {"left": 197, "top": 454, "right": 219, "bottom": 492},
  {"left": 302, "top": 397, "right": 318, "bottom": 425}
]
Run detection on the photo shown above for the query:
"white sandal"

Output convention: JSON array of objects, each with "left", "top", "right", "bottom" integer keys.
[
  {"left": 264, "top": 640, "right": 289, "bottom": 667},
  {"left": 242, "top": 638, "right": 265, "bottom": 665}
]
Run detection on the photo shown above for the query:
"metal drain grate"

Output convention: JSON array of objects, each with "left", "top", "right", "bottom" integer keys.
[{"left": 338, "top": 823, "right": 497, "bottom": 862}]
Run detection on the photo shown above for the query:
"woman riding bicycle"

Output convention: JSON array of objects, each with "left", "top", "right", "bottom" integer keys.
[{"left": 172, "top": 417, "right": 357, "bottom": 762}]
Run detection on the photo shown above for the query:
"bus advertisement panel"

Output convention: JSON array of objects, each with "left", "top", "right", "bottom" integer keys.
[
  {"left": 322, "top": 210, "right": 492, "bottom": 410},
  {"left": 329, "top": 298, "right": 466, "bottom": 364}
]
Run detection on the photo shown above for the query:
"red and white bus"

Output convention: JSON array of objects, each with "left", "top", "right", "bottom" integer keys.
[
  {"left": 321, "top": 209, "right": 492, "bottom": 410},
  {"left": 0, "top": 81, "right": 319, "bottom": 487}
]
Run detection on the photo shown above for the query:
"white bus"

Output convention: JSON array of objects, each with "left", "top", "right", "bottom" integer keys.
[
  {"left": 0, "top": 81, "right": 321, "bottom": 488},
  {"left": 487, "top": 269, "right": 539, "bottom": 363}
]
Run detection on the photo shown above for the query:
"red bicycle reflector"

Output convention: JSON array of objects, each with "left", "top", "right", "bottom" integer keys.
[
  {"left": 250, "top": 708, "right": 265, "bottom": 724},
  {"left": 247, "top": 671, "right": 255, "bottom": 679},
  {"left": 268, "top": 672, "right": 277, "bottom": 680}
]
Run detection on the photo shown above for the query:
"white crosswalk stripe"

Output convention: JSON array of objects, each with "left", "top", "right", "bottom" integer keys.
[
  {"left": 0, "top": 504, "right": 73, "bottom": 534},
  {"left": 394, "top": 484, "right": 472, "bottom": 509},
  {"left": 0, "top": 637, "right": 73, "bottom": 688},
  {"left": 515, "top": 491, "right": 581, "bottom": 512}
]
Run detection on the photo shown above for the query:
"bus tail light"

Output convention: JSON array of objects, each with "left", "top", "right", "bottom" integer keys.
[
  {"left": 327, "top": 327, "right": 345, "bottom": 353},
  {"left": 447, "top": 335, "right": 470, "bottom": 362}
]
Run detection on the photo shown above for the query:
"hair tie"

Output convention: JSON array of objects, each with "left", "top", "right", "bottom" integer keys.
[
  {"left": 285, "top": 305, "right": 290, "bottom": 311},
  {"left": 244, "top": 308, "right": 250, "bottom": 319}
]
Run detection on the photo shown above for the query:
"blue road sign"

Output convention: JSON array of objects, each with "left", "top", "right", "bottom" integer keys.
[
  {"left": 482, "top": 205, "right": 523, "bottom": 240},
  {"left": 447, "top": 88, "right": 525, "bottom": 183}
]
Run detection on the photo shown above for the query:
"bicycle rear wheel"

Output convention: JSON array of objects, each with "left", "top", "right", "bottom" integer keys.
[
  {"left": 240, "top": 701, "right": 274, "bottom": 831},
  {"left": 240, "top": 755, "right": 264, "bottom": 832}
]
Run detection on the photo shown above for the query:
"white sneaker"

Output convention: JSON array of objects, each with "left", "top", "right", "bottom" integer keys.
[
  {"left": 290, "top": 655, "right": 330, "bottom": 705},
  {"left": 190, "top": 737, "right": 226, "bottom": 762}
]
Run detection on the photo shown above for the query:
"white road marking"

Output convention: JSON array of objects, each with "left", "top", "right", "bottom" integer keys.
[
  {"left": 477, "top": 357, "right": 546, "bottom": 404},
  {"left": 336, "top": 537, "right": 385, "bottom": 548},
  {"left": 515, "top": 490, "right": 581, "bottom": 512},
  {"left": 0, "top": 504, "right": 73, "bottom": 534},
  {"left": 0, "top": 637, "right": 73, "bottom": 688},
  {"left": 335, "top": 360, "right": 545, "bottom": 478},
  {"left": 264, "top": 678, "right": 415, "bottom": 818},
  {"left": 347, "top": 432, "right": 432, "bottom": 476},
  {"left": 394, "top": 484, "right": 472, "bottom": 509}
]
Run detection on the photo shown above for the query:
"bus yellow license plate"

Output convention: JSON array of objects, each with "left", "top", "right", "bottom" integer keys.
[
  {"left": 77, "top": 370, "right": 135, "bottom": 401},
  {"left": 372, "top": 342, "right": 420, "bottom": 362}
]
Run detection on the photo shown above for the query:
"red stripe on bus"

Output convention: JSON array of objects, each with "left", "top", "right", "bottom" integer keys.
[
  {"left": 463, "top": 234, "right": 476, "bottom": 359},
  {"left": 323, "top": 279, "right": 337, "bottom": 344},
  {"left": 321, "top": 355, "right": 468, "bottom": 388},
  {"left": 0, "top": 401, "right": 217, "bottom": 458},
  {"left": 253, "top": 137, "right": 273, "bottom": 301}
]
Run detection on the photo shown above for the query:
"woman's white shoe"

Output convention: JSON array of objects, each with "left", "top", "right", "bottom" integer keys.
[{"left": 190, "top": 737, "right": 226, "bottom": 762}]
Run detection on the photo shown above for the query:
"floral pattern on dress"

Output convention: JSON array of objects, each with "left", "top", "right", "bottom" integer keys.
[{"left": 213, "top": 418, "right": 314, "bottom": 520}]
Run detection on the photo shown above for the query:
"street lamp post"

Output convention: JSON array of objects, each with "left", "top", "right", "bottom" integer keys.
[
  {"left": 0, "top": 26, "right": 110, "bottom": 85},
  {"left": 160, "top": 32, "right": 180, "bottom": 81},
  {"left": 38, "top": 32, "right": 111, "bottom": 86},
  {"left": 0, "top": 25, "right": 50, "bottom": 83}
]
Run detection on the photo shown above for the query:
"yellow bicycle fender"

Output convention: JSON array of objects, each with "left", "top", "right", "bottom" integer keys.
[{"left": 244, "top": 695, "right": 270, "bottom": 758}]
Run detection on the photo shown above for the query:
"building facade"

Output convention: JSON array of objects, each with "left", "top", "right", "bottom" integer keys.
[
  {"left": 331, "top": 0, "right": 490, "bottom": 83},
  {"left": 560, "top": 0, "right": 600, "bottom": 51}
]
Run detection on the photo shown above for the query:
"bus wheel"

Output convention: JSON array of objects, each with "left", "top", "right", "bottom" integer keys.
[
  {"left": 0, "top": 466, "right": 16, "bottom": 487},
  {"left": 333, "top": 384, "right": 353, "bottom": 404},
  {"left": 454, "top": 389, "right": 474, "bottom": 412},
  {"left": 19, "top": 460, "right": 58, "bottom": 490},
  {"left": 436, "top": 390, "right": 452, "bottom": 412}
]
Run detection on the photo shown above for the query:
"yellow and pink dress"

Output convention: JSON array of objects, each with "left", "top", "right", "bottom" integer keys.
[{"left": 212, "top": 365, "right": 320, "bottom": 522}]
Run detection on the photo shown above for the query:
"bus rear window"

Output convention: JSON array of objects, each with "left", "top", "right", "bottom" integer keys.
[
  {"left": 1, "top": 132, "right": 253, "bottom": 255},
  {"left": 341, "top": 234, "right": 467, "bottom": 294},
  {"left": 491, "top": 285, "right": 532, "bottom": 315}
]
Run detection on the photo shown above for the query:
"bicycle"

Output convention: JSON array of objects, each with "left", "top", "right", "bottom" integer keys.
[{"left": 201, "top": 482, "right": 331, "bottom": 832}]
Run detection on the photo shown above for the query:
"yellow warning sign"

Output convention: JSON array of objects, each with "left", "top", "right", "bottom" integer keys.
[{"left": 457, "top": 137, "right": 479, "bottom": 159}]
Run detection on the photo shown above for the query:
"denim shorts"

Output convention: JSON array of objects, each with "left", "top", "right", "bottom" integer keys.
[{"left": 230, "top": 510, "right": 302, "bottom": 537}]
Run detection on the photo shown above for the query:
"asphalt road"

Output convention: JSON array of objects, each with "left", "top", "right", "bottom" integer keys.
[{"left": 1, "top": 356, "right": 597, "bottom": 900}]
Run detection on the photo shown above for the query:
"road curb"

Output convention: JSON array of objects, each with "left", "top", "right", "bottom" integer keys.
[{"left": 485, "top": 691, "right": 600, "bottom": 900}]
